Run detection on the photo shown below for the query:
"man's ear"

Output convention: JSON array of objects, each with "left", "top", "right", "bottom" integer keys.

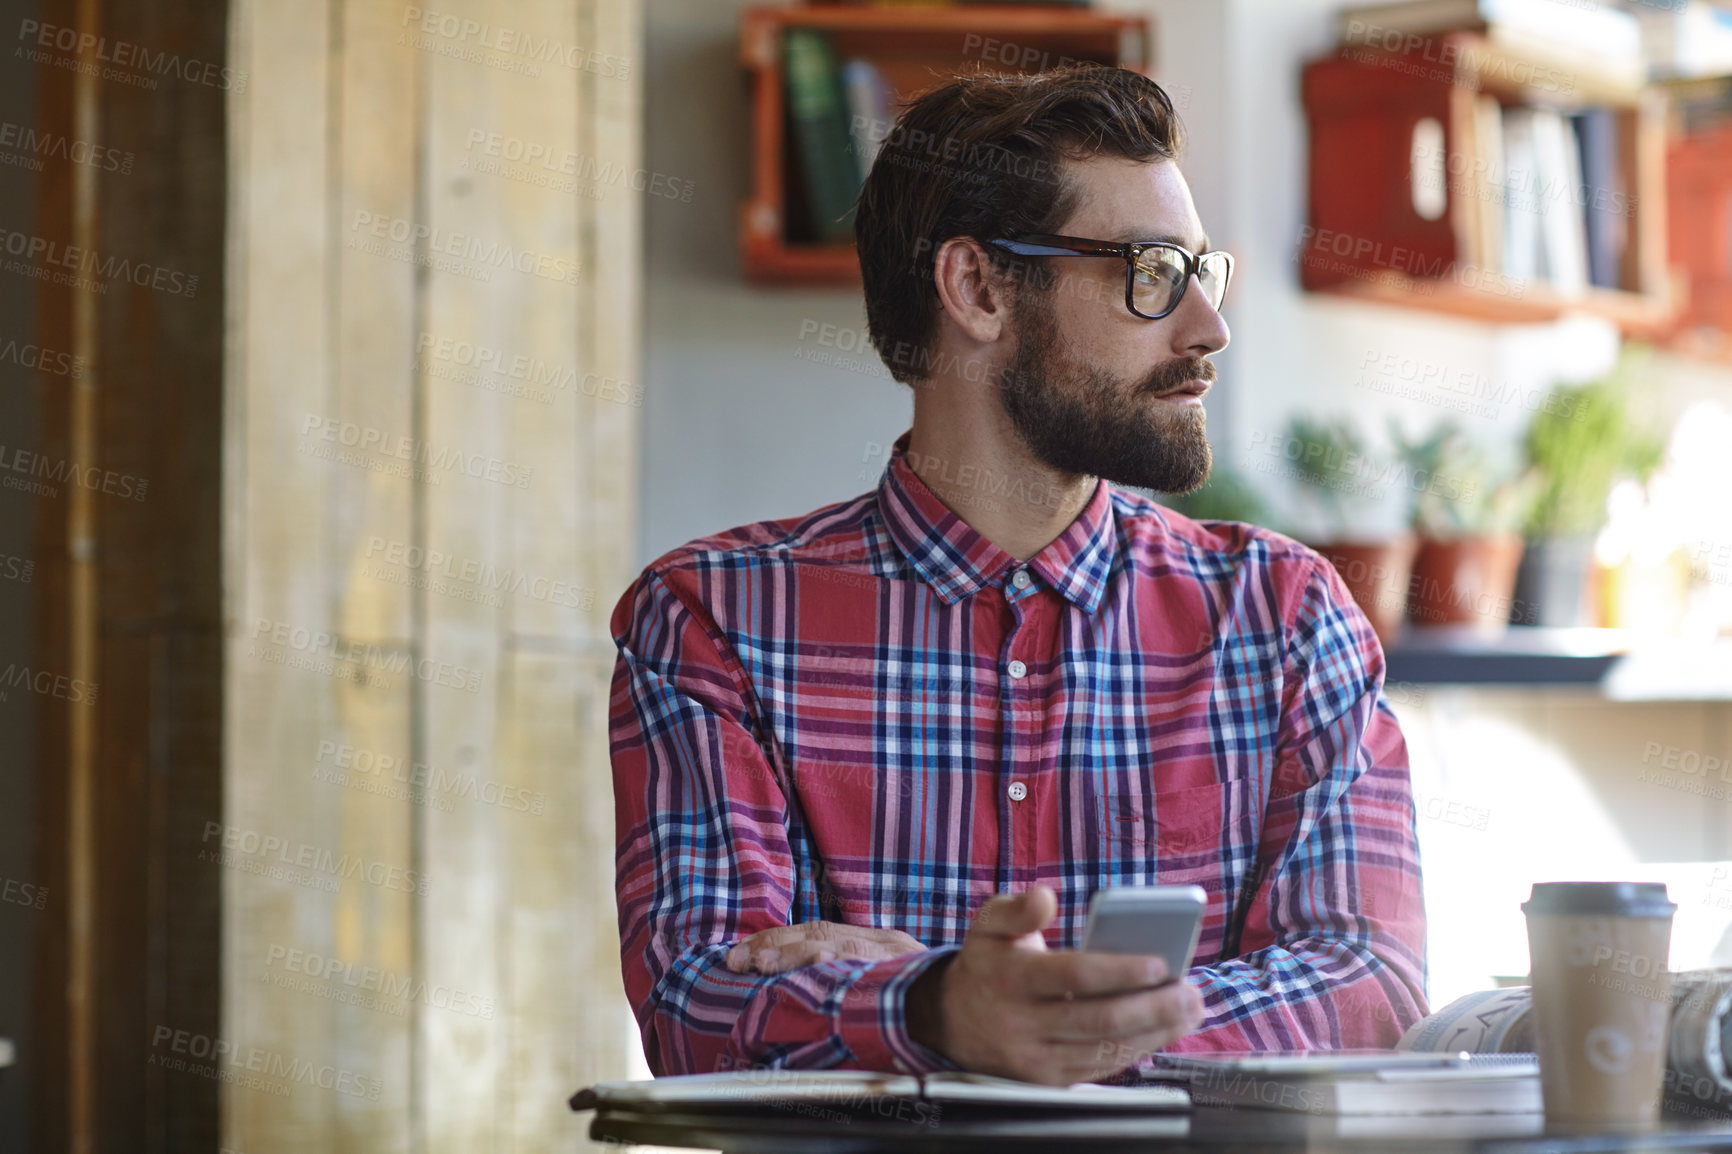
[{"left": 932, "top": 236, "right": 1010, "bottom": 345}]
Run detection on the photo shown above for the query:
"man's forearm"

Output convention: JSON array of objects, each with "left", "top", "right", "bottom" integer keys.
[
  {"left": 1163, "top": 936, "right": 1427, "bottom": 1052},
  {"left": 632, "top": 938, "right": 964, "bottom": 1076}
]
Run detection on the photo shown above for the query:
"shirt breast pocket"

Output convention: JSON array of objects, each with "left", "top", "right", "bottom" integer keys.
[{"left": 1152, "top": 778, "right": 1256, "bottom": 963}]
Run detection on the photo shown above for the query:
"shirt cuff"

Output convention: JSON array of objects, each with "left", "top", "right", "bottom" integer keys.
[{"left": 837, "top": 946, "right": 962, "bottom": 1074}]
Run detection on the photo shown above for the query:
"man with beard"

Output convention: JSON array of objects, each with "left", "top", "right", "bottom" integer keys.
[{"left": 607, "top": 67, "right": 1426, "bottom": 1086}]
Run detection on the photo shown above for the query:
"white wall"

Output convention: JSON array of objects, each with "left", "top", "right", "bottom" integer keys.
[
  {"left": 639, "top": 0, "right": 908, "bottom": 567},
  {"left": 638, "top": 0, "right": 1624, "bottom": 566}
]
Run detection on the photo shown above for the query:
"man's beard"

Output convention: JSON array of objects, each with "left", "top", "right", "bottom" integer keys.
[{"left": 997, "top": 289, "right": 1214, "bottom": 494}]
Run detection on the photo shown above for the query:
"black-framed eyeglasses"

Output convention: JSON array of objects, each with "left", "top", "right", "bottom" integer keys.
[{"left": 988, "top": 234, "right": 1234, "bottom": 321}]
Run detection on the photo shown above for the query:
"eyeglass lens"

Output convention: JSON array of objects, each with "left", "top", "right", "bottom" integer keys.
[{"left": 1131, "top": 247, "right": 1229, "bottom": 316}]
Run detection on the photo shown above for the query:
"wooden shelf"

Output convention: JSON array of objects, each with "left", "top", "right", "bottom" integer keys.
[
  {"left": 1311, "top": 273, "right": 1676, "bottom": 334},
  {"left": 740, "top": 4, "right": 1150, "bottom": 283},
  {"left": 1386, "top": 626, "right": 1634, "bottom": 685},
  {"left": 1385, "top": 627, "right": 1732, "bottom": 698},
  {"left": 1300, "top": 32, "right": 1673, "bottom": 332}
]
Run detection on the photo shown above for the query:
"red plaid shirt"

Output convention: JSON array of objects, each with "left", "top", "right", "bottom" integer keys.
[{"left": 609, "top": 430, "right": 1427, "bottom": 1076}]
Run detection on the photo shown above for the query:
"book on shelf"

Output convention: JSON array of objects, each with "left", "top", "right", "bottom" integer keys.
[
  {"left": 841, "top": 58, "right": 892, "bottom": 184},
  {"left": 1496, "top": 104, "right": 1608, "bottom": 296},
  {"left": 783, "top": 28, "right": 864, "bottom": 245},
  {"left": 1337, "top": 0, "right": 1642, "bottom": 85},
  {"left": 1150, "top": 1050, "right": 1540, "bottom": 1116},
  {"left": 1470, "top": 95, "right": 1505, "bottom": 278},
  {"left": 1529, "top": 107, "right": 1589, "bottom": 296},
  {"left": 1500, "top": 106, "right": 1541, "bottom": 284},
  {"left": 1572, "top": 107, "right": 1625, "bottom": 291}
]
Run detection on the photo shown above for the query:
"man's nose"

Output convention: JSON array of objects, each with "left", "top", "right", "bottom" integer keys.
[{"left": 1171, "top": 273, "right": 1230, "bottom": 356}]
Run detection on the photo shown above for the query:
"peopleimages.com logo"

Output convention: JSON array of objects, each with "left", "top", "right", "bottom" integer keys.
[
  {"left": 199, "top": 822, "right": 431, "bottom": 895},
  {"left": 149, "top": 1026, "right": 379, "bottom": 1100},
  {"left": 249, "top": 616, "right": 484, "bottom": 693}
]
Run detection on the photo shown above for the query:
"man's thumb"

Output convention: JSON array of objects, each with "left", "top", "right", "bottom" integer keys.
[{"left": 974, "top": 884, "right": 1057, "bottom": 939}]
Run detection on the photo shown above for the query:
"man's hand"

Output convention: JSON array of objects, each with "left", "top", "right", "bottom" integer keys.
[
  {"left": 908, "top": 885, "right": 1205, "bottom": 1085},
  {"left": 724, "top": 922, "right": 925, "bottom": 975}
]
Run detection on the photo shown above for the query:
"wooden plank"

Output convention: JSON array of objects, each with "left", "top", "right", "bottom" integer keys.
[
  {"left": 226, "top": 2, "right": 642, "bottom": 1148},
  {"left": 224, "top": 0, "right": 346, "bottom": 1148},
  {"left": 500, "top": 3, "right": 643, "bottom": 1142},
  {"left": 495, "top": 652, "right": 605, "bottom": 1148},
  {"left": 7, "top": 0, "right": 237, "bottom": 1148},
  {"left": 416, "top": 0, "right": 523, "bottom": 1140},
  {"left": 582, "top": 0, "right": 645, "bottom": 651},
  {"left": 416, "top": 0, "right": 643, "bottom": 1147},
  {"left": 319, "top": 1, "right": 422, "bottom": 1150}
]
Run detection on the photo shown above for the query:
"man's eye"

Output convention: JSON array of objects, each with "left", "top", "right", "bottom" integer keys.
[{"left": 1135, "top": 260, "right": 1183, "bottom": 287}]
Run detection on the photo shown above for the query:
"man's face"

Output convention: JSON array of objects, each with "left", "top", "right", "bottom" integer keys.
[{"left": 996, "top": 156, "right": 1230, "bottom": 494}]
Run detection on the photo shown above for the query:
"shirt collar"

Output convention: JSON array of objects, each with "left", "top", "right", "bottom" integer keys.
[{"left": 875, "top": 430, "right": 1117, "bottom": 614}]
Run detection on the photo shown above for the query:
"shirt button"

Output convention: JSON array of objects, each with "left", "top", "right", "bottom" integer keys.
[
  {"left": 1007, "top": 659, "right": 1027, "bottom": 679},
  {"left": 1008, "top": 781, "right": 1028, "bottom": 802},
  {"left": 1011, "top": 569, "right": 1032, "bottom": 590}
]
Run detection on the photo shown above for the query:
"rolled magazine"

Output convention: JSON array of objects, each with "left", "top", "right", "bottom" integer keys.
[{"left": 1399, "top": 969, "right": 1732, "bottom": 1118}]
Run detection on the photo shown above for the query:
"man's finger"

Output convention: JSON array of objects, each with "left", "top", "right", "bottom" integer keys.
[
  {"left": 754, "top": 941, "right": 838, "bottom": 973},
  {"left": 725, "top": 923, "right": 927, "bottom": 974},
  {"left": 971, "top": 884, "right": 1057, "bottom": 941},
  {"left": 758, "top": 935, "right": 925, "bottom": 974},
  {"left": 738, "top": 921, "right": 844, "bottom": 951},
  {"left": 736, "top": 922, "right": 923, "bottom": 953},
  {"left": 1031, "top": 982, "right": 1202, "bottom": 1042},
  {"left": 1073, "top": 1014, "right": 1203, "bottom": 1076},
  {"left": 1017, "top": 949, "right": 1168, "bottom": 1000}
]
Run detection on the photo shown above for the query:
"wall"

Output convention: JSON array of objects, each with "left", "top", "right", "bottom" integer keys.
[
  {"left": 1393, "top": 689, "right": 1732, "bottom": 1007},
  {"left": 638, "top": 0, "right": 1628, "bottom": 567},
  {"left": 224, "top": 1, "right": 640, "bottom": 1148},
  {"left": 0, "top": 0, "right": 41, "bottom": 1137}
]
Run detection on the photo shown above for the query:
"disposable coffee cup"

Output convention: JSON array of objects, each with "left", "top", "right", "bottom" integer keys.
[{"left": 1522, "top": 882, "right": 1676, "bottom": 1127}]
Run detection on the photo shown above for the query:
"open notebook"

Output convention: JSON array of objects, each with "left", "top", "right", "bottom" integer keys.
[{"left": 570, "top": 1069, "right": 1190, "bottom": 1113}]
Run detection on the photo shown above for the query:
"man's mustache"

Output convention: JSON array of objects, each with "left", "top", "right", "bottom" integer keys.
[{"left": 1143, "top": 356, "right": 1217, "bottom": 396}]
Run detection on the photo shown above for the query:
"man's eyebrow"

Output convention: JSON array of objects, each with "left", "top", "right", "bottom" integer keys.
[{"left": 1110, "top": 230, "right": 1208, "bottom": 250}]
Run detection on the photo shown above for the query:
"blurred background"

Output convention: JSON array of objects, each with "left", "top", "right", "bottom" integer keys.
[{"left": 3, "top": 0, "right": 1732, "bottom": 1148}]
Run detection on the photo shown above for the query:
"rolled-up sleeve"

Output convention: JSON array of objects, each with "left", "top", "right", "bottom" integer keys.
[{"left": 609, "top": 567, "right": 959, "bottom": 1075}]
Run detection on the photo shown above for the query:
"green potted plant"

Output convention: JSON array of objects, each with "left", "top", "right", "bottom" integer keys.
[
  {"left": 1278, "top": 415, "right": 1417, "bottom": 648},
  {"left": 1158, "top": 464, "right": 1273, "bottom": 526},
  {"left": 1512, "top": 369, "right": 1664, "bottom": 627},
  {"left": 1392, "top": 421, "right": 1537, "bottom": 634}
]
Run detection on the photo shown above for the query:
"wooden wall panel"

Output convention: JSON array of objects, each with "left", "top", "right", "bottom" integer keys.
[
  {"left": 323, "top": 4, "right": 420, "bottom": 1150},
  {"left": 226, "top": 0, "right": 642, "bottom": 1149},
  {"left": 224, "top": 0, "right": 346, "bottom": 1146},
  {"left": 18, "top": 0, "right": 229, "bottom": 1149}
]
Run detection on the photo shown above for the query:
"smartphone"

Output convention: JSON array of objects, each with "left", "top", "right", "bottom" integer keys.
[{"left": 1081, "top": 885, "right": 1207, "bottom": 982}]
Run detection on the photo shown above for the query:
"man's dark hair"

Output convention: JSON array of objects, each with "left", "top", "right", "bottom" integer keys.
[{"left": 854, "top": 66, "right": 1184, "bottom": 387}]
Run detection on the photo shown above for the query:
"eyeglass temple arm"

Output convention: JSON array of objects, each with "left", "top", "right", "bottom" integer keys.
[{"left": 990, "top": 237, "right": 1128, "bottom": 258}]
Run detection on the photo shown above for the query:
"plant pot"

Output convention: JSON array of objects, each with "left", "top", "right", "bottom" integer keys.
[
  {"left": 1310, "top": 535, "right": 1418, "bottom": 649},
  {"left": 1407, "top": 533, "right": 1526, "bottom": 633},
  {"left": 1510, "top": 534, "right": 1598, "bottom": 627}
]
